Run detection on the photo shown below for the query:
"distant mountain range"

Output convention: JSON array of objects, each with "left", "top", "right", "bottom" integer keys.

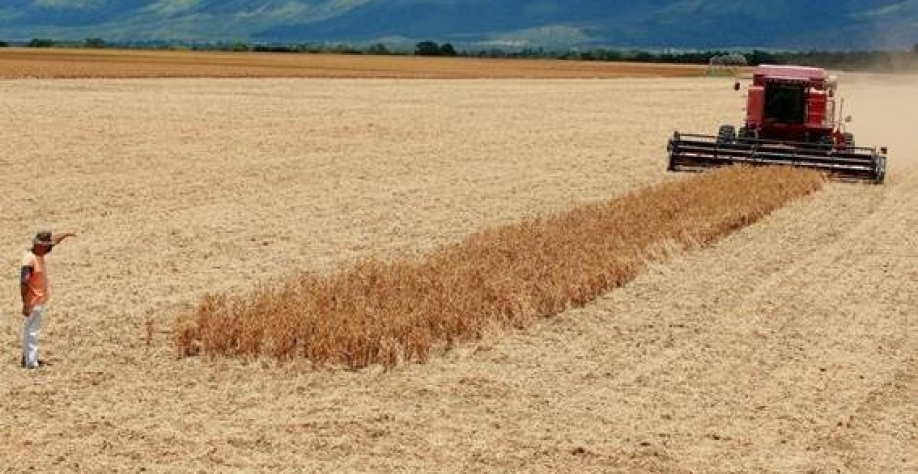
[{"left": 2, "top": 0, "right": 917, "bottom": 50}]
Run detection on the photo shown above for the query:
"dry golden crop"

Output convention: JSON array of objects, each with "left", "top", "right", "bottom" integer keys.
[
  {"left": 0, "top": 47, "right": 706, "bottom": 79},
  {"left": 174, "top": 165, "right": 824, "bottom": 369}
]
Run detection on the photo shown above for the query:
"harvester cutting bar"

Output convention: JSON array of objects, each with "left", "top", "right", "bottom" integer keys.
[{"left": 667, "top": 132, "right": 886, "bottom": 183}]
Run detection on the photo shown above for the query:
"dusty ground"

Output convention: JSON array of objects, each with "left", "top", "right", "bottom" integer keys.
[{"left": 0, "top": 67, "right": 915, "bottom": 472}]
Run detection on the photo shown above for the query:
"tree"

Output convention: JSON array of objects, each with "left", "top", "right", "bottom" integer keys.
[
  {"left": 414, "top": 41, "right": 441, "bottom": 56},
  {"left": 439, "top": 43, "right": 457, "bottom": 57},
  {"left": 84, "top": 37, "right": 105, "bottom": 48},
  {"left": 331, "top": 44, "right": 362, "bottom": 55},
  {"left": 367, "top": 42, "right": 390, "bottom": 55},
  {"left": 27, "top": 38, "right": 54, "bottom": 48}
]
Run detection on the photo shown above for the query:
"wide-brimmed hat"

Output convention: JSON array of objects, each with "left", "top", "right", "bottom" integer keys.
[{"left": 32, "top": 230, "right": 53, "bottom": 246}]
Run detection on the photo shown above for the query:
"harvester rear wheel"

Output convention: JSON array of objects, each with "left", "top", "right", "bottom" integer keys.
[
  {"left": 843, "top": 132, "right": 855, "bottom": 150},
  {"left": 738, "top": 126, "right": 757, "bottom": 144}
]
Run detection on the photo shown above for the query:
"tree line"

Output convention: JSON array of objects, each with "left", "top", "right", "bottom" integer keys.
[{"left": 3, "top": 37, "right": 918, "bottom": 73}]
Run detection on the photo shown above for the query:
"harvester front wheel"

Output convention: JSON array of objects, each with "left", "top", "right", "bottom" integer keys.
[
  {"left": 874, "top": 156, "right": 887, "bottom": 184},
  {"left": 716, "top": 125, "right": 736, "bottom": 145}
]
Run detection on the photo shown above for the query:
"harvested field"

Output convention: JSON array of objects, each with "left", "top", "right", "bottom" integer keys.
[{"left": 0, "top": 54, "right": 915, "bottom": 473}]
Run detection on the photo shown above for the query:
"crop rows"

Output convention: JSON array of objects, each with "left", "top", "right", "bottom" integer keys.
[{"left": 174, "top": 166, "right": 824, "bottom": 369}]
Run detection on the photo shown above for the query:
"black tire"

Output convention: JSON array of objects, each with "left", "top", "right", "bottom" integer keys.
[
  {"left": 716, "top": 125, "right": 736, "bottom": 145},
  {"left": 843, "top": 132, "right": 855, "bottom": 150},
  {"left": 818, "top": 135, "right": 835, "bottom": 151},
  {"left": 738, "top": 126, "right": 757, "bottom": 145},
  {"left": 874, "top": 156, "right": 886, "bottom": 184},
  {"left": 666, "top": 136, "right": 678, "bottom": 171}
]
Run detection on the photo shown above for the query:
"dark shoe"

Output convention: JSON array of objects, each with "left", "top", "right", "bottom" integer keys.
[{"left": 21, "top": 356, "right": 47, "bottom": 369}]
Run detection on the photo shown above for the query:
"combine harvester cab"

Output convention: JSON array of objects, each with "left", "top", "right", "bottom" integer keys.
[{"left": 667, "top": 64, "right": 887, "bottom": 184}]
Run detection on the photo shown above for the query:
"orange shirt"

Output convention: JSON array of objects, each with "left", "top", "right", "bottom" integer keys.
[{"left": 22, "top": 251, "right": 50, "bottom": 307}]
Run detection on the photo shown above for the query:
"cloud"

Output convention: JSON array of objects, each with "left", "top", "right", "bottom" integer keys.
[
  {"left": 0, "top": 8, "right": 23, "bottom": 20},
  {"left": 116, "top": 0, "right": 375, "bottom": 40},
  {"left": 852, "top": 1, "right": 916, "bottom": 18},
  {"left": 232, "top": 1, "right": 309, "bottom": 21},
  {"left": 144, "top": 0, "right": 201, "bottom": 16},
  {"left": 141, "top": 0, "right": 371, "bottom": 23},
  {"left": 488, "top": 25, "right": 594, "bottom": 47},
  {"left": 34, "top": 0, "right": 104, "bottom": 8},
  {"left": 237, "top": 0, "right": 372, "bottom": 22}
]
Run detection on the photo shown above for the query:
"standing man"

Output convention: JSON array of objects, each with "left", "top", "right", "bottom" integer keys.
[{"left": 20, "top": 230, "right": 75, "bottom": 369}]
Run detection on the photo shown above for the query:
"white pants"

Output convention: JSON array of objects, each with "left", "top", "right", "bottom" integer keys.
[{"left": 22, "top": 305, "right": 45, "bottom": 369}]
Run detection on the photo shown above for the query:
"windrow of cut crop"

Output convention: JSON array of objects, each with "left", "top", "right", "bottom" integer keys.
[{"left": 173, "top": 165, "right": 824, "bottom": 369}]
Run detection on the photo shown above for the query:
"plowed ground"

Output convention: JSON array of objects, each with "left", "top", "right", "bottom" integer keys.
[{"left": 0, "top": 53, "right": 914, "bottom": 473}]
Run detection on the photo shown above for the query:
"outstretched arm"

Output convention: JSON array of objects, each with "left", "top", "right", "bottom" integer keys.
[{"left": 51, "top": 232, "right": 76, "bottom": 246}]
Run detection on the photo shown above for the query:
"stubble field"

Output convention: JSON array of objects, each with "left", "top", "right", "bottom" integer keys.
[{"left": 0, "top": 50, "right": 915, "bottom": 473}]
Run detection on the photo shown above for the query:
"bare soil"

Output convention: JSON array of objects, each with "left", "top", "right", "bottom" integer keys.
[{"left": 0, "top": 67, "right": 915, "bottom": 472}]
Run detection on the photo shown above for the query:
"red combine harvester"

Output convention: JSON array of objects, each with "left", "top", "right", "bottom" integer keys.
[{"left": 667, "top": 64, "right": 887, "bottom": 183}]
